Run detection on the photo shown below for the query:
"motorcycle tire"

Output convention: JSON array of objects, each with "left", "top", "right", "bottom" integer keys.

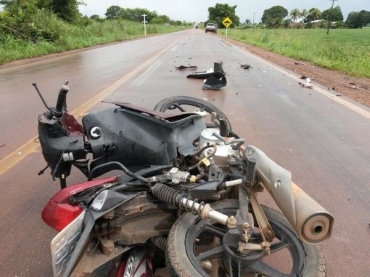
[
  {"left": 154, "top": 96, "right": 233, "bottom": 136},
  {"left": 166, "top": 200, "right": 326, "bottom": 277}
]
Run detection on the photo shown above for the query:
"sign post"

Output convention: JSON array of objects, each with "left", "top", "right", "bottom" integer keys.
[
  {"left": 142, "top": 14, "right": 147, "bottom": 36},
  {"left": 222, "top": 16, "right": 232, "bottom": 37}
]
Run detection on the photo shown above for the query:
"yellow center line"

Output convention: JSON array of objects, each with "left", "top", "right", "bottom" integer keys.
[{"left": 0, "top": 36, "right": 182, "bottom": 176}]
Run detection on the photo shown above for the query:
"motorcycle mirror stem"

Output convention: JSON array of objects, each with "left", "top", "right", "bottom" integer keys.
[{"left": 32, "top": 83, "right": 52, "bottom": 111}]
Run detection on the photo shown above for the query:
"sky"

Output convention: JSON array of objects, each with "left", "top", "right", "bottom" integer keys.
[{"left": 79, "top": 0, "right": 368, "bottom": 23}]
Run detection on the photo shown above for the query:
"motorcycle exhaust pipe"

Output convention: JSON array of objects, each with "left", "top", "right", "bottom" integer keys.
[
  {"left": 291, "top": 181, "right": 333, "bottom": 244},
  {"left": 244, "top": 146, "right": 334, "bottom": 245}
]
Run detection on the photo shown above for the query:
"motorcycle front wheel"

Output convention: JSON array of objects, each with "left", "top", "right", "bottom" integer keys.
[
  {"left": 154, "top": 96, "right": 233, "bottom": 137},
  {"left": 166, "top": 200, "right": 326, "bottom": 277}
]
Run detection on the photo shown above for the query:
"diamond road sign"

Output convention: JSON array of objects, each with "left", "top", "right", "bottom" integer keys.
[{"left": 222, "top": 16, "right": 232, "bottom": 28}]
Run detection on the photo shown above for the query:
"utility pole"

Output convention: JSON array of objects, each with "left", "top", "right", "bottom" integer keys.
[
  {"left": 327, "top": 0, "right": 338, "bottom": 34},
  {"left": 253, "top": 13, "right": 256, "bottom": 28},
  {"left": 142, "top": 14, "right": 147, "bottom": 36}
]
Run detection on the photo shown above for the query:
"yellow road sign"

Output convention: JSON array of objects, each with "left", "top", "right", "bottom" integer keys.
[{"left": 222, "top": 17, "right": 232, "bottom": 28}]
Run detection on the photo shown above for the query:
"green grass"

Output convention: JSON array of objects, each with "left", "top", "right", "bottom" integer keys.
[
  {"left": 219, "top": 28, "right": 370, "bottom": 78},
  {"left": 0, "top": 19, "right": 187, "bottom": 65}
]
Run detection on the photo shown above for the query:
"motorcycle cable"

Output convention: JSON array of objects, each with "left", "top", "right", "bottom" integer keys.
[
  {"left": 187, "top": 144, "right": 217, "bottom": 171},
  {"left": 88, "top": 161, "right": 151, "bottom": 183}
]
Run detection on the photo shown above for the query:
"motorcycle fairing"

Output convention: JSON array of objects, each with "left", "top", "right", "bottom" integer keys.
[
  {"left": 82, "top": 105, "right": 206, "bottom": 175},
  {"left": 38, "top": 113, "right": 86, "bottom": 178},
  {"left": 56, "top": 193, "right": 137, "bottom": 277}
]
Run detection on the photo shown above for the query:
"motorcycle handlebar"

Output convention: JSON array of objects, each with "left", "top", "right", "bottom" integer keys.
[{"left": 54, "top": 84, "right": 69, "bottom": 118}]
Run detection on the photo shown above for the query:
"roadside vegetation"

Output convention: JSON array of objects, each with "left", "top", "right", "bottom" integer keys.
[
  {"left": 203, "top": 3, "right": 370, "bottom": 78},
  {"left": 220, "top": 28, "right": 370, "bottom": 78},
  {"left": 0, "top": 18, "right": 186, "bottom": 64},
  {"left": 1, "top": 0, "right": 370, "bottom": 80},
  {"left": 0, "top": 0, "right": 190, "bottom": 65}
]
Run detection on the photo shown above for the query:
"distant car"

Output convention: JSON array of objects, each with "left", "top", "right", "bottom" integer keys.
[
  {"left": 195, "top": 26, "right": 198, "bottom": 29},
  {"left": 205, "top": 23, "right": 217, "bottom": 34}
]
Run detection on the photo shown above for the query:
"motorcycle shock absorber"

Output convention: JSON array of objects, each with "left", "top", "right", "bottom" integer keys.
[
  {"left": 151, "top": 183, "right": 229, "bottom": 225},
  {"left": 151, "top": 237, "right": 167, "bottom": 251}
]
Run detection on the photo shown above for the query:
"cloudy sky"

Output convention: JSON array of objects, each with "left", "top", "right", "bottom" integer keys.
[{"left": 79, "top": 0, "right": 366, "bottom": 23}]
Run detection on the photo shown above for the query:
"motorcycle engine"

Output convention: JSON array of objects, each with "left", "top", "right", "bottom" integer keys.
[{"left": 199, "top": 128, "right": 237, "bottom": 166}]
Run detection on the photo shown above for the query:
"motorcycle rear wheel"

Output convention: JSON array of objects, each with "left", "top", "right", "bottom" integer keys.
[
  {"left": 166, "top": 200, "right": 326, "bottom": 277},
  {"left": 154, "top": 96, "right": 233, "bottom": 136}
]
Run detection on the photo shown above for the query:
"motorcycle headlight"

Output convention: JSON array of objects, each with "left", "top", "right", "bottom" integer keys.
[
  {"left": 90, "top": 189, "right": 129, "bottom": 212},
  {"left": 91, "top": 190, "right": 108, "bottom": 211}
]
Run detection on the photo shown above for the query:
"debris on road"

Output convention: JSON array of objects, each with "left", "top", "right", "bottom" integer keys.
[
  {"left": 175, "top": 65, "right": 198, "bottom": 70},
  {"left": 299, "top": 75, "right": 313, "bottom": 89},
  {"left": 294, "top": 61, "right": 305, "bottom": 65},
  {"left": 239, "top": 62, "right": 252, "bottom": 69},
  {"left": 185, "top": 61, "right": 227, "bottom": 90},
  {"left": 187, "top": 61, "right": 225, "bottom": 79},
  {"left": 202, "top": 75, "right": 227, "bottom": 90}
]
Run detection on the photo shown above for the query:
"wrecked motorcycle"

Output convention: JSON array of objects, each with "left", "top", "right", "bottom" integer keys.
[
  {"left": 35, "top": 82, "right": 334, "bottom": 277},
  {"left": 34, "top": 82, "right": 232, "bottom": 189}
]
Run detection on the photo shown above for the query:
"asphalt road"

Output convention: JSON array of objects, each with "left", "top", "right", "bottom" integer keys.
[{"left": 0, "top": 29, "right": 369, "bottom": 277}]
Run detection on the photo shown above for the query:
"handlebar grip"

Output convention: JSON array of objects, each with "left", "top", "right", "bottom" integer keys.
[{"left": 54, "top": 85, "right": 69, "bottom": 117}]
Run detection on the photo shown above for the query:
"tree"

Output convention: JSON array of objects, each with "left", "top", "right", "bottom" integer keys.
[
  {"left": 322, "top": 5, "right": 343, "bottom": 34},
  {"left": 0, "top": 0, "right": 38, "bottom": 14},
  {"left": 90, "top": 14, "right": 101, "bottom": 21},
  {"left": 290, "top": 8, "right": 300, "bottom": 22},
  {"left": 37, "top": 0, "right": 82, "bottom": 23},
  {"left": 121, "top": 8, "right": 155, "bottom": 22},
  {"left": 262, "top": 6, "right": 288, "bottom": 28},
  {"left": 207, "top": 3, "right": 240, "bottom": 28},
  {"left": 306, "top": 8, "right": 322, "bottom": 22},
  {"left": 345, "top": 10, "right": 370, "bottom": 28},
  {"left": 300, "top": 9, "right": 308, "bottom": 22},
  {"left": 359, "top": 10, "right": 370, "bottom": 26},
  {"left": 322, "top": 6, "right": 343, "bottom": 22},
  {"left": 105, "top": 5, "right": 122, "bottom": 19}
]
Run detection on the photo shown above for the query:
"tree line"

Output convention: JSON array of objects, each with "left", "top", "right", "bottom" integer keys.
[
  {"left": 104, "top": 5, "right": 184, "bottom": 26},
  {"left": 260, "top": 5, "right": 370, "bottom": 29},
  {"left": 0, "top": 0, "right": 187, "bottom": 43},
  {"left": 204, "top": 3, "right": 369, "bottom": 29}
]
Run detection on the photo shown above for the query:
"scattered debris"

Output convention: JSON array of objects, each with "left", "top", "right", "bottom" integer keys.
[
  {"left": 0, "top": 144, "right": 5, "bottom": 148},
  {"left": 187, "top": 61, "right": 225, "bottom": 79},
  {"left": 187, "top": 69, "right": 222, "bottom": 79},
  {"left": 294, "top": 61, "right": 305, "bottom": 65},
  {"left": 183, "top": 61, "right": 228, "bottom": 90},
  {"left": 300, "top": 75, "right": 313, "bottom": 81},
  {"left": 202, "top": 75, "right": 227, "bottom": 90},
  {"left": 336, "top": 94, "right": 342, "bottom": 97},
  {"left": 175, "top": 65, "right": 198, "bottom": 70},
  {"left": 239, "top": 63, "right": 252, "bottom": 69},
  {"left": 349, "top": 82, "right": 357, "bottom": 89},
  {"left": 298, "top": 76, "right": 313, "bottom": 88}
]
